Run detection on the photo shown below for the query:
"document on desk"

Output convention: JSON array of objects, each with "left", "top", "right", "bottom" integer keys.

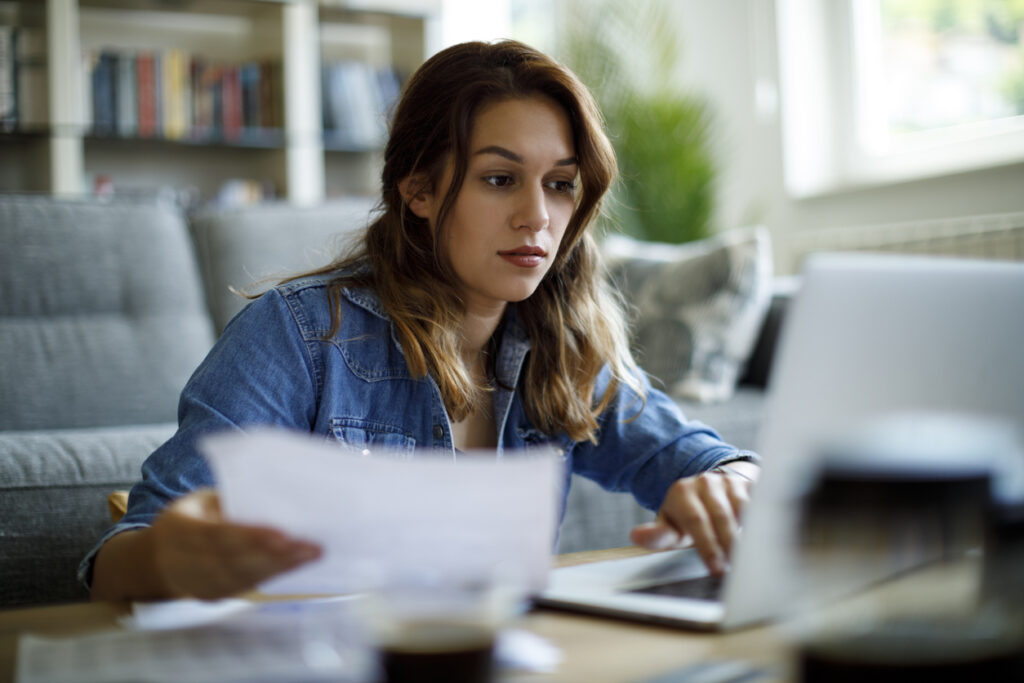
[
  {"left": 15, "top": 598, "right": 562, "bottom": 683},
  {"left": 201, "top": 428, "right": 561, "bottom": 595},
  {"left": 16, "top": 598, "right": 370, "bottom": 683}
]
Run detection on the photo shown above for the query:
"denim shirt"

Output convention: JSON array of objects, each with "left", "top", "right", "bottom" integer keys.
[{"left": 79, "top": 272, "right": 753, "bottom": 585}]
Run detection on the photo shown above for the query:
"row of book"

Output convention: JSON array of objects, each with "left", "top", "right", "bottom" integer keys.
[
  {"left": 1, "top": 26, "right": 402, "bottom": 149},
  {"left": 321, "top": 59, "right": 401, "bottom": 150},
  {"left": 0, "top": 25, "right": 46, "bottom": 131},
  {"left": 87, "top": 48, "right": 284, "bottom": 143}
]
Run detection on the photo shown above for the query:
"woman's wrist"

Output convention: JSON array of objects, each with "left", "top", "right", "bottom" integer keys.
[{"left": 711, "top": 459, "right": 760, "bottom": 482}]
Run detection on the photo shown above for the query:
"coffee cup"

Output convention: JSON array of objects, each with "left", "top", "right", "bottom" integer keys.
[{"left": 365, "top": 579, "right": 514, "bottom": 683}]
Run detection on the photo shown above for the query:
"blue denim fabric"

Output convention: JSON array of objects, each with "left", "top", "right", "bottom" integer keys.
[{"left": 79, "top": 272, "right": 752, "bottom": 586}]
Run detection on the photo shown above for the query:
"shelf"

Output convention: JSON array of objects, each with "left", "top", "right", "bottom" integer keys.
[
  {"left": 0, "top": 0, "right": 432, "bottom": 204},
  {"left": 86, "top": 128, "right": 288, "bottom": 149}
]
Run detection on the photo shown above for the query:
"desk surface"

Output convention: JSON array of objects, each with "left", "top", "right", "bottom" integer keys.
[{"left": 0, "top": 548, "right": 791, "bottom": 683}]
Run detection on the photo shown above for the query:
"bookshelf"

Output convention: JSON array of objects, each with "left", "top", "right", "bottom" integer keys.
[{"left": 0, "top": 0, "right": 438, "bottom": 205}]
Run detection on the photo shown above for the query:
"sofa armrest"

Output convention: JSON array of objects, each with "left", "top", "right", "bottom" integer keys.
[{"left": 0, "top": 424, "right": 175, "bottom": 608}]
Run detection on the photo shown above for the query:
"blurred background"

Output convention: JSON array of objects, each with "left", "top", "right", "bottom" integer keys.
[{"left": 1, "top": 0, "right": 1022, "bottom": 274}]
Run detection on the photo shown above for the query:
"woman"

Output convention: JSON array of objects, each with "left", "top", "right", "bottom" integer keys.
[{"left": 85, "top": 40, "right": 759, "bottom": 601}]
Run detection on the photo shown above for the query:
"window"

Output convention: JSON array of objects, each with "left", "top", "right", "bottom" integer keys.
[{"left": 777, "top": 0, "right": 1024, "bottom": 197}]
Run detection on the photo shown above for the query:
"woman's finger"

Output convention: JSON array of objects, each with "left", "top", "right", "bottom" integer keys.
[
  {"left": 660, "top": 479, "right": 726, "bottom": 575},
  {"left": 696, "top": 474, "right": 739, "bottom": 557}
]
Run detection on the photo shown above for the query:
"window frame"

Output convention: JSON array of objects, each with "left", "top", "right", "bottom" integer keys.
[{"left": 776, "top": 0, "right": 1024, "bottom": 199}]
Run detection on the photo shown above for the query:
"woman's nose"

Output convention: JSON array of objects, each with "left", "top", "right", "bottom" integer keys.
[{"left": 513, "top": 184, "right": 549, "bottom": 232}]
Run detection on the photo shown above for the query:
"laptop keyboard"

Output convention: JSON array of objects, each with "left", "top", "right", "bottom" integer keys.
[{"left": 628, "top": 574, "right": 725, "bottom": 602}]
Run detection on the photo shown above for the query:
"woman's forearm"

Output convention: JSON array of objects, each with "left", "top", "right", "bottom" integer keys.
[{"left": 90, "top": 528, "right": 177, "bottom": 602}]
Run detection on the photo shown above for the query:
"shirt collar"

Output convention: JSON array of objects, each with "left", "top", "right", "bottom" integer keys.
[{"left": 340, "top": 283, "right": 533, "bottom": 378}]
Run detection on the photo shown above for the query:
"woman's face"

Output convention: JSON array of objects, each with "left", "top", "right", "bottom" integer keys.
[{"left": 412, "top": 95, "right": 579, "bottom": 314}]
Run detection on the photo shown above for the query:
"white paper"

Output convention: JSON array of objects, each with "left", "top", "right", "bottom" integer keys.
[
  {"left": 201, "top": 428, "right": 560, "bottom": 595},
  {"left": 17, "top": 599, "right": 372, "bottom": 683},
  {"left": 16, "top": 600, "right": 560, "bottom": 683},
  {"left": 122, "top": 599, "right": 254, "bottom": 630}
]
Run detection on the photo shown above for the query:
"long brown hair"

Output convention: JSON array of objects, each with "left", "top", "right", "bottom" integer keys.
[{"left": 306, "top": 40, "right": 642, "bottom": 443}]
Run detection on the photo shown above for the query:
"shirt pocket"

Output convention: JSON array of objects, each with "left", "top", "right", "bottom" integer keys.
[
  {"left": 328, "top": 417, "right": 417, "bottom": 457},
  {"left": 514, "top": 425, "right": 570, "bottom": 459}
]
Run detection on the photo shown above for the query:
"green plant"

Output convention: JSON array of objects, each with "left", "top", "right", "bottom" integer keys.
[{"left": 559, "top": 0, "right": 717, "bottom": 243}]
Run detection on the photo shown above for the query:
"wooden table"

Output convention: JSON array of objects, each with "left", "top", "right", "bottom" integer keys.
[{"left": 0, "top": 548, "right": 792, "bottom": 683}]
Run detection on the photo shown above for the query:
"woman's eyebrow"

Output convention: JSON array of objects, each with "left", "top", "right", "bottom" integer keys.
[{"left": 474, "top": 145, "right": 578, "bottom": 167}]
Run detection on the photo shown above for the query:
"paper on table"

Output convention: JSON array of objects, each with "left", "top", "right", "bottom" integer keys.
[
  {"left": 201, "top": 428, "right": 561, "bottom": 595},
  {"left": 16, "top": 599, "right": 372, "bottom": 683},
  {"left": 16, "top": 600, "right": 562, "bottom": 683}
]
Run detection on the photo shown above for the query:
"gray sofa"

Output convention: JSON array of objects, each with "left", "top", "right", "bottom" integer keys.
[{"left": 0, "top": 194, "right": 785, "bottom": 608}]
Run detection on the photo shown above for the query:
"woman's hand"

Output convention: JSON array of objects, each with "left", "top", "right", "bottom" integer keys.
[
  {"left": 149, "top": 488, "right": 322, "bottom": 600},
  {"left": 629, "top": 462, "right": 759, "bottom": 576}
]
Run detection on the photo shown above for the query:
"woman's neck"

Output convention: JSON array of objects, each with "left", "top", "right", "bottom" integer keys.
[{"left": 459, "top": 301, "right": 507, "bottom": 369}]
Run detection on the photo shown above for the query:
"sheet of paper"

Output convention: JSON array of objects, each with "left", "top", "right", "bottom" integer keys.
[
  {"left": 201, "top": 428, "right": 560, "bottom": 595},
  {"left": 16, "top": 599, "right": 561, "bottom": 683},
  {"left": 122, "top": 599, "right": 254, "bottom": 630},
  {"left": 16, "top": 599, "right": 371, "bottom": 683}
]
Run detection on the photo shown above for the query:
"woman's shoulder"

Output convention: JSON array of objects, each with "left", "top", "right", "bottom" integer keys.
[{"left": 268, "top": 268, "right": 390, "bottom": 336}]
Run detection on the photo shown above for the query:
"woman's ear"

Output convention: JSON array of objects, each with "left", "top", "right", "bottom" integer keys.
[{"left": 398, "top": 174, "right": 434, "bottom": 220}]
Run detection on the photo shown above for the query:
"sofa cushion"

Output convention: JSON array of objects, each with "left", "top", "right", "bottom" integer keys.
[
  {"left": 189, "top": 198, "right": 378, "bottom": 332},
  {"left": 0, "top": 423, "right": 176, "bottom": 607},
  {"left": 603, "top": 227, "right": 773, "bottom": 403},
  {"left": 0, "top": 195, "right": 215, "bottom": 431}
]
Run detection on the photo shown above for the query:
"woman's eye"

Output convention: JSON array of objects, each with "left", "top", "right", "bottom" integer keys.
[
  {"left": 547, "top": 179, "right": 577, "bottom": 195},
  {"left": 484, "top": 175, "right": 515, "bottom": 188}
]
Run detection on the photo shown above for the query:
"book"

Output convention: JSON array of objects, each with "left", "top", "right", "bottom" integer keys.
[
  {"left": 15, "top": 26, "right": 48, "bottom": 130},
  {"left": 91, "top": 50, "right": 119, "bottom": 135},
  {"left": 152, "top": 51, "right": 162, "bottom": 135},
  {"left": 195, "top": 60, "right": 222, "bottom": 139},
  {"left": 240, "top": 61, "right": 260, "bottom": 130},
  {"left": 190, "top": 56, "right": 206, "bottom": 136},
  {"left": 136, "top": 51, "right": 157, "bottom": 138},
  {"left": 116, "top": 51, "right": 137, "bottom": 137},
  {"left": 221, "top": 63, "right": 242, "bottom": 141},
  {"left": 323, "top": 60, "right": 390, "bottom": 149},
  {"left": 259, "top": 60, "right": 280, "bottom": 130},
  {"left": 162, "top": 48, "right": 188, "bottom": 140},
  {"left": 0, "top": 26, "right": 14, "bottom": 129}
]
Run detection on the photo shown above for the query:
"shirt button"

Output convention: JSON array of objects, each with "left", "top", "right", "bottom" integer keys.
[{"left": 433, "top": 424, "right": 444, "bottom": 440}]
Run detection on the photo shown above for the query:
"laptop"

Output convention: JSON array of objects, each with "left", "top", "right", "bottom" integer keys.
[{"left": 536, "top": 252, "right": 1024, "bottom": 630}]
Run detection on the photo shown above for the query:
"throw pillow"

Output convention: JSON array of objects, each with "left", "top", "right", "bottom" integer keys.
[{"left": 602, "top": 227, "right": 773, "bottom": 403}]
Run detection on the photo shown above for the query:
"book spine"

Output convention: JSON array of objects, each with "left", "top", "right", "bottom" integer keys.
[
  {"left": 196, "top": 60, "right": 220, "bottom": 139},
  {"left": 14, "top": 27, "right": 48, "bottom": 130},
  {"left": 189, "top": 56, "right": 203, "bottom": 138},
  {"left": 221, "top": 64, "right": 241, "bottom": 141},
  {"left": 0, "top": 26, "right": 15, "bottom": 129},
  {"left": 136, "top": 52, "right": 155, "bottom": 138},
  {"left": 163, "top": 48, "right": 188, "bottom": 140},
  {"left": 259, "top": 60, "right": 277, "bottom": 130},
  {"left": 117, "top": 51, "right": 137, "bottom": 137},
  {"left": 210, "top": 63, "right": 222, "bottom": 139},
  {"left": 152, "top": 51, "right": 163, "bottom": 137},
  {"left": 240, "top": 61, "right": 260, "bottom": 132},
  {"left": 91, "top": 50, "right": 117, "bottom": 135}
]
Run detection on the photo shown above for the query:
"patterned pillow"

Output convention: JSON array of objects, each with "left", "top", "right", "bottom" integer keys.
[{"left": 603, "top": 227, "right": 773, "bottom": 403}]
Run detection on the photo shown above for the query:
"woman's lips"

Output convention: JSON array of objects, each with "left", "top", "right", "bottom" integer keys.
[{"left": 498, "top": 246, "right": 547, "bottom": 268}]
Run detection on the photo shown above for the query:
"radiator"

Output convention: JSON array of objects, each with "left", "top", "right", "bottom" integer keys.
[{"left": 782, "top": 211, "right": 1024, "bottom": 273}]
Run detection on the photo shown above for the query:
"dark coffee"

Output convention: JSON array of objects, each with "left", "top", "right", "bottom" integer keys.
[{"left": 379, "top": 620, "right": 495, "bottom": 683}]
